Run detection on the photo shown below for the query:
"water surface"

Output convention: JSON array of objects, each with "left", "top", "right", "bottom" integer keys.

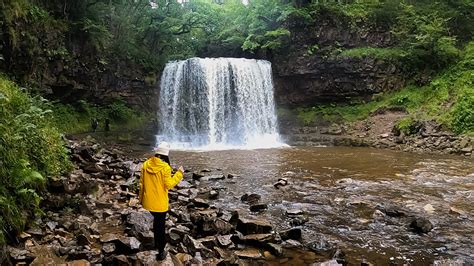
[{"left": 170, "top": 146, "right": 474, "bottom": 265}]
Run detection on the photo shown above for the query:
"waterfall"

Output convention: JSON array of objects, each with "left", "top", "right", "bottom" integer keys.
[{"left": 156, "top": 57, "right": 285, "bottom": 150}]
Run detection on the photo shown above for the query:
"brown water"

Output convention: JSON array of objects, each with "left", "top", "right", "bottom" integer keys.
[{"left": 168, "top": 146, "right": 474, "bottom": 265}]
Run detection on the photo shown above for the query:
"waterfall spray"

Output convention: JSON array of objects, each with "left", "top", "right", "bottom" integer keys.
[{"left": 157, "top": 57, "right": 285, "bottom": 150}]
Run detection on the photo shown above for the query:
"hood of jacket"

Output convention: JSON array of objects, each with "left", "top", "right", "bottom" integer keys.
[{"left": 143, "top": 157, "right": 168, "bottom": 174}]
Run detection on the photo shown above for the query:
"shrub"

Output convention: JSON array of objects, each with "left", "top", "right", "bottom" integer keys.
[{"left": 0, "top": 76, "right": 71, "bottom": 244}]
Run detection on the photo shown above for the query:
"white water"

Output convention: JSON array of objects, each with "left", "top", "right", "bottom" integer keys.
[{"left": 156, "top": 57, "right": 286, "bottom": 150}]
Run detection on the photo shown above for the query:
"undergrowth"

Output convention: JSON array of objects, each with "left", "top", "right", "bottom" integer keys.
[
  {"left": 295, "top": 42, "right": 474, "bottom": 135},
  {"left": 0, "top": 76, "right": 71, "bottom": 244},
  {"left": 51, "top": 100, "right": 150, "bottom": 134}
]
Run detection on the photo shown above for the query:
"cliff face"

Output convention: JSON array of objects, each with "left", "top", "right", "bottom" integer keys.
[
  {"left": 1, "top": 18, "right": 158, "bottom": 111},
  {"left": 271, "top": 18, "right": 405, "bottom": 107}
]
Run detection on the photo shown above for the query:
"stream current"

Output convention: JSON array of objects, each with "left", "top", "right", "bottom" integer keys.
[{"left": 169, "top": 146, "right": 474, "bottom": 265}]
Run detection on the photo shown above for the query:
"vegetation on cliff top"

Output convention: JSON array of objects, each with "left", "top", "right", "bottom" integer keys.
[
  {"left": 295, "top": 41, "right": 474, "bottom": 134},
  {"left": 0, "top": 76, "right": 71, "bottom": 244}
]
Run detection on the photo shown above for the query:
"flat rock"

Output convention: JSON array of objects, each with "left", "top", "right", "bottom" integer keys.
[
  {"left": 234, "top": 249, "right": 263, "bottom": 259},
  {"left": 237, "top": 218, "right": 272, "bottom": 235},
  {"left": 286, "top": 209, "right": 304, "bottom": 216}
]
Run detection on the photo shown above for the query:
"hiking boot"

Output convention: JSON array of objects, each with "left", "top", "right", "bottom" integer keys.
[{"left": 156, "top": 250, "right": 168, "bottom": 261}]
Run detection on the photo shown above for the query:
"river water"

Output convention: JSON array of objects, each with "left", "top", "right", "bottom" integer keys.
[{"left": 168, "top": 146, "right": 473, "bottom": 265}]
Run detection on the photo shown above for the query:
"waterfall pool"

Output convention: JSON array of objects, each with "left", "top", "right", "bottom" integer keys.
[{"left": 168, "top": 146, "right": 473, "bottom": 265}]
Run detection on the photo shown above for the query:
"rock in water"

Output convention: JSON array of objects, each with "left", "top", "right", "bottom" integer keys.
[{"left": 410, "top": 217, "right": 433, "bottom": 234}]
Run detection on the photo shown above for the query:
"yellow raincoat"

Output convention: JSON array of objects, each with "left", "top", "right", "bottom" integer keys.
[{"left": 139, "top": 157, "right": 183, "bottom": 212}]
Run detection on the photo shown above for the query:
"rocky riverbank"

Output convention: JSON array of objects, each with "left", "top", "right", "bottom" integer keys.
[
  {"left": 281, "top": 110, "right": 473, "bottom": 157},
  {"left": 3, "top": 137, "right": 329, "bottom": 265}
]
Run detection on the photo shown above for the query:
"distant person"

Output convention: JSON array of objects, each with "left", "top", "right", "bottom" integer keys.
[
  {"left": 104, "top": 118, "right": 110, "bottom": 131},
  {"left": 139, "top": 141, "right": 184, "bottom": 261},
  {"left": 91, "top": 118, "right": 98, "bottom": 132}
]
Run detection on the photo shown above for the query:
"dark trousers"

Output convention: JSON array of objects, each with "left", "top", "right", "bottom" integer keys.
[{"left": 151, "top": 211, "right": 167, "bottom": 253}]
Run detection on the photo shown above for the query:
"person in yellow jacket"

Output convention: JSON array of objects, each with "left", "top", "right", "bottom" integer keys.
[{"left": 139, "top": 141, "right": 184, "bottom": 261}]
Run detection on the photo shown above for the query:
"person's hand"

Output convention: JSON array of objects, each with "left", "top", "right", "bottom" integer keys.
[{"left": 178, "top": 166, "right": 185, "bottom": 173}]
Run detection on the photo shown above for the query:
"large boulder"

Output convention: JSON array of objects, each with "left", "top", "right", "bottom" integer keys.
[{"left": 125, "top": 210, "right": 154, "bottom": 245}]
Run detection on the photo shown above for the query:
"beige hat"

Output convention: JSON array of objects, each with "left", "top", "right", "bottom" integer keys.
[{"left": 154, "top": 141, "right": 170, "bottom": 156}]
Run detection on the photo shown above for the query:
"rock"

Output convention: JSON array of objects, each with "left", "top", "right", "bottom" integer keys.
[
  {"left": 380, "top": 205, "right": 406, "bottom": 217},
  {"left": 237, "top": 218, "right": 272, "bottom": 235},
  {"left": 213, "top": 219, "right": 234, "bottom": 235},
  {"left": 282, "top": 239, "right": 302, "bottom": 248},
  {"left": 250, "top": 203, "right": 268, "bottom": 212},
  {"left": 117, "top": 236, "right": 141, "bottom": 252},
  {"left": 8, "top": 246, "right": 34, "bottom": 263},
  {"left": 102, "top": 243, "right": 115, "bottom": 254},
  {"left": 126, "top": 210, "right": 154, "bottom": 244},
  {"left": 197, "top": 236, "right": 217, "bottom": 249},
  {"left": 76, "top": 234, "right": 91, "bottom": 246},
  {"left": 216, "top": 235, "right": 233, "bottom": 247},
  {"left": 234, "top": 249, "right": 263, "bottom": 259},
  {"left": 136, "top": 250, "right": 173, "bottom": 265},
  {"left": 177, "top": 180, "right": 192, "bottom": 189},
  {"left": 409, "top": 217, "right": 433, "bottom": 234},
  {"left": 311, "top": 259, "right": 343, "bottom": 266},
  {"left": 290, "top": 216, "right": 308, "bottom": 226},
  {"left": 112, "top": 255, "right": 129, "bottom": 266},
  {"left": 26, "top": 227, "right": 43, "bottom": 237},
  {"left": 100, "top": 233, "right": 120, "bottom": 243},
  {"left": 273, "top": 178, "right": 288, "bottom": 189},
  {"left": 46, "top": 221, "right": 58, "bottom": 231},
  {"left": 286, "top": 209, "right": 304, "bottom": 216},
  {"left": 192, "top": 198, "right": 210, "bottom": 208},
  {"left": 241, "top": 193, "right": 261, "bottom": 203},
  {"left": 67, "top": 260, "right": 91, "bottom": 266},
  {"left": 306, "top": 239, "right": 333, "bottom": 254},
  {"left": 209, "top": 190, "right": 219, "bottom": 199},
  {"left": 380, "top": 133, "right": 389, "bottom": 138},
  {"left": 201, "top": 174, "right": 225, "bottom": 181},
  {"left": 175, "top": 253, "right": 193, "bottom": 265},
  {"left": 192, "top": 172, "right": 204, "bottom": 180},
  {"left": 227, "top": 173, "right": 237, "bottom": 178},
  {"left": 266, "top": 243, "right": 283, "bottom": 257},
  {"left": 236, "top": 233, "right": 274, "bottom": 246},
  {"left": 184, "top": 235, "right": 214, "bottom": 258},
  {"left": 201, "top": 169, "right": 212, "bottom": 173},
  {"left": 279, "top": 228, "right": 301, "bottom": 240},
  {"left": 423, "top": 204, "right": 435, "bottom": 214},
  {"left": 449, "top": 206, "right": 466, "bottom": 216}
]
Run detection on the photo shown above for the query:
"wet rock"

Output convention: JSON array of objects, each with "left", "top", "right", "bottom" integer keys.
[
  {"left": 201, "top": 174, "right": 225, "bottom": 181},
  {"left": 175, "top": 253, "right": 193, "bottom": 264},
  {"left": 266, "top": 243, "right": 283, "bottom": 257},
  {"left": 126, "top": 210, "right": 154, "bottom": 244},
  {"left": 279, "top": 228, "right": 301, "bottom": 240},
  {"left": 409, "top": 217, "right": 433, "bottom": 234},
  {"left": 241, "top": 193, "right": 261, "bottom": 203},
  {"left": 197, "top": 236, "right": 217, "bottom": 249},
  {"left": 290, "top": 216, "right": 308, "bottom": 226},
  {"left": 136, "top": 250, "right": 173, "bottom": 265},
  {"left": 306, "top": 239, "right": 333, "bottom": 254},
  {"left": 286, "top": 209, "right": 304, "bottom": 216},
  {"left": 227, "top": 173, "right": 237, "bottom": 178},
  {"left": 234, "top": 249, "right": 263, "bottom": 259},
  {"left": 282, "top": 239, "right": 302, "bottom": 248},
  {"left": 216, "top": 235, "right": 233, "bottom": 247},
  {"left": 184, "top": 235, "right": 214, "bottom": 258},
  {"left": 235, "top": 233, "right": 275, "bottom": 246},
  {"left": 311, "top": 259, "right": 343, "bottom": 266},
  {"left": 112, "top": 255, "right": 129, "bottom": 266},
  {"left": 76, "top": 234, "right": 91, "bottom": 246},
  {"left": 8, "top": 246, "right": 35, "bottom": 263},
  {"left": 250, "top": 203, "right": 268, "bottom": 212},
  {"left": 423, "top": 204, "right": 435, "bottom": 214},
  {"left": 192, "top": 198, "right": 210, "bottom": 208},
  {"left": 101, "top": 243, "right": 116, "bottom": 254},
  {"left": 209, "top": 190, "right": 219, "bottom": 199},
  {"left": 192, "top": 172, "right": 205, "bottom": 180},
  {"left": 237, "top": 218, "right": 272, "bottom": 235},
  {"left": 274, "top": 178, "right": 288, "bottom": 189}
]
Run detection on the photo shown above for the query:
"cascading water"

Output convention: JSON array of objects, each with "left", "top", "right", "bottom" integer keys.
[{"left": 156, "top": 57, "right": 285, "bottom": 150}]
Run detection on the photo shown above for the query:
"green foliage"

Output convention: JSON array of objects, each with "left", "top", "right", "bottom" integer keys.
[
  {"left": 338, "top": 47, "right": 408, "bottom": 61},
  {"left": 52, "top": 100, "right": 149, "bottom": 134},
  {"left": 0, "top": 76, "right": 71, "bottom": 244},
  {"left": 394, "top": 116, "right": 419, "bottom": 135},
  {"left": 303, "top": 42, "right": 474, "bottom": 134}
]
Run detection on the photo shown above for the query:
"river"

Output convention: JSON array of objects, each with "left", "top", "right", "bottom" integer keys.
[{"left": 165, "top": 146, "right": 473, "bottom": 265}]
